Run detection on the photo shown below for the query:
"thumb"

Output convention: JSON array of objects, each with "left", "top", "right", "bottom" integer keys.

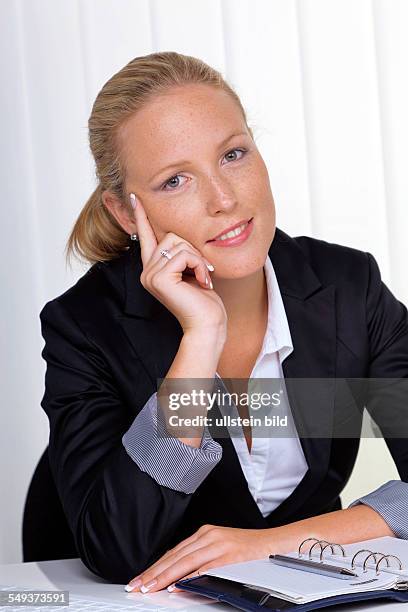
[{"left": 167, "top": 570, "right": 201, "bottom": 593}]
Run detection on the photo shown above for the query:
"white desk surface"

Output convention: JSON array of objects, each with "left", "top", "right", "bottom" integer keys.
[{"left": 1, "top": 557, "right": 407, "bottom": 611}]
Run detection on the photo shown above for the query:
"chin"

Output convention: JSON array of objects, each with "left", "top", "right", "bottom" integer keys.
[{"left": 212, "top": 252, "right": 267, "bottom": 279}]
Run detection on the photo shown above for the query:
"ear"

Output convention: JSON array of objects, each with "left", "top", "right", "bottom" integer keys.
[{"left": 102, "top": 190, "right": 137, "bottom": 235}]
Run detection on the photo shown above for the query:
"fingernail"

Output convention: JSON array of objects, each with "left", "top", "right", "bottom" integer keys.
[
  {"left": 206, "top": 263, "right": 215, "bottom": 271},
  {"left": 167, "top": 584, "right": 175, "bottom": 592},
  {"left": 124, "top": 577, "right": 142, "bottom": 591},
  {"left": 129, "top": 193, "right": 137, "bottom": 209},
  {"left": 209, "top": 280, "right": 213, "bottom": 290},
  {"left": 140, "top": 579, "right": 157, "bottom": 593},
  {"left": 205, "top": 276, "right": 208, "bottom": 285}
]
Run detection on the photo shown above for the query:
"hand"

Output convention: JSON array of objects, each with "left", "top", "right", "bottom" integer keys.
[
  {"left": 130, "top": 193, "right": 227, "bottom": 336},
  {"left": 126, "top": 524, "right": 272, "bottom": 594}
]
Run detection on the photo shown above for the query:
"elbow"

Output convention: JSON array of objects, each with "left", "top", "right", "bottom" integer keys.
[
  {"left": 75, "top": 504, "right": 163, "bottom": 584},
  {"left": 76, "top": 522, "right": 153, "bottom": 584}
]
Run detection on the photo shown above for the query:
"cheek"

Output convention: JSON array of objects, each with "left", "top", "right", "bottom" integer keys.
[
  {"left": 152, "top": 209, "right": 198, "bottom": 243},
  {"left": 240, "top": 157, "right": 272, "bottom": 199},
  {"left": 149, "top": 206, "right": 178, "bottom": 230}
]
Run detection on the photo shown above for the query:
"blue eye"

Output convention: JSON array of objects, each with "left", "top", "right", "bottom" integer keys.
[
  {"left": 162, "top": 175, "right": 187, "bottom": 191},
  {"left": 160, "top": 148, "right": 248, "bottom": 191}
]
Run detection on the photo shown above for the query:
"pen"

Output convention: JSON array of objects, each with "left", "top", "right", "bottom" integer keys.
[{"left": 269, "top": 554, "right": 358, "bottom": 579}]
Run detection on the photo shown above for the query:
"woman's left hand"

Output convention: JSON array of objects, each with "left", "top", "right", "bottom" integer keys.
[{"left": 126, "top": 524, "right": 273, "bottom": 593}]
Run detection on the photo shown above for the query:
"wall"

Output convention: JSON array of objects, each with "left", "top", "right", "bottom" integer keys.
[{"left": 1, "top": 0, "right": 406, "bottom": 562}]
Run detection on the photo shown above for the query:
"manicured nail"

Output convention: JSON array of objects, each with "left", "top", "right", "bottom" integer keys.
[
  {"left": 140, "top": 579, "right": 157, "bottom": 593},
  {"left": 206, "top": 263, "right": 215, "bottom": 271},
  {"left": 124, "top": 577, "right": 142, "bottom": 591},
  {"left": 129, "top": 193, "right": 137, "bottom": 209},
  {"left": 167, "top": 584, "right": 175, "bottom": 592}
]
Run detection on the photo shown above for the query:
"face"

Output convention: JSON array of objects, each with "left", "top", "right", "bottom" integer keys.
[{"left": 118, "top": 84, "right": 276, "bottom": 279}]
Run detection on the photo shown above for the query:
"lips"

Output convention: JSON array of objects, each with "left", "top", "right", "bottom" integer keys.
[{"left": 207, "top": 218, "right": 253, "bottom": 242}]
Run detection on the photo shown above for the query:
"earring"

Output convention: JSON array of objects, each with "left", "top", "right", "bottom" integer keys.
[{"left": 130, "top": 233, "right": 139, "bottom": 241}]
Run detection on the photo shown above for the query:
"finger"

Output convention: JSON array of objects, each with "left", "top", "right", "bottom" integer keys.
[
  {"left": 168, "top": 558, "right": 226, "bottom": 593},
  {"left": 142, "top": 531, "right": 200, "bottom": 571},
  {"left": 126, "top": 528, "right": 205, "bottom": 591},
  {"left": 153, "top": 244, "right": 211, "bottom": 288},
  {"left": 139, "top": 525, "right": 207, "bottom": 579},
  {"left": 128, "top": 538, "right": 207, "bottom": 592},
  {"left": 129, "top": 193, "right": 158, "bottom": 267},
  {"left": 165, "top": 523, "right": 215, "bottom": 558},
  {"left": 151, "top": 249, "right": 212, "bottom": 290},
  {"left": 126, "top": 526, "right": 216, "bottom": 592},
  {"left": 137, "top": 543, "right": 220, "bottom": 593},
  {"left": 150, "top": 235, "right": 215, "bottom": 275},
  {"left": 128, "top": 545, "right": 182, "bottom": 585},
  {"left": 164, "top": 234, "right": 215, "bottom": 272},
  {"left": 167, "top": 569, "right": 201, "bottom": 593}
]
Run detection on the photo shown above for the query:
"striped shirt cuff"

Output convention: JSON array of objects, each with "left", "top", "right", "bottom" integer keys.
[
  {"left": 349, "top": 480, "right": 408, "bottom": 539},
  {"left": 122, "top": 392, "right": 223, "bottom": 494}
]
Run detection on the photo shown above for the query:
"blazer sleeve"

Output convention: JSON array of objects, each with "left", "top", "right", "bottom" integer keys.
[
  {"left": 39, "top": 298, "right": 221, "bottom": 584},
  {"left": 122, "top": 392, "right": 222, "bottom": 494},
  {"left": 349, "top": 252, "right": 408, "bottom": 534},
  {"left": 349, "top": 480, "right": 408, "bottom": 538},
  {"left": 364, "top": 251, "right": 408, "bottom": 478}
]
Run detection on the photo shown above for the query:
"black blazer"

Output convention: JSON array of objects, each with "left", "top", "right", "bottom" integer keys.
[{"left": 39, "top": 228, "right": 408, "bottom": 583}]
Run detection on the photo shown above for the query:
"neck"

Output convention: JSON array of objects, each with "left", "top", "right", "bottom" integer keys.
[{"left": 212, "top": 265, "right": 268, "bottom": 336}]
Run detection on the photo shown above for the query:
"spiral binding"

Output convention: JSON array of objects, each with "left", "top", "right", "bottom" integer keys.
[{"left": 298, "top": 538, "right": 404, "bottom": 576}]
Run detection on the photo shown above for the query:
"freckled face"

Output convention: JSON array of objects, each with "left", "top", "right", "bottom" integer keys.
[{"left": 119, "top": 84, "right": 276, "bottom": 278}]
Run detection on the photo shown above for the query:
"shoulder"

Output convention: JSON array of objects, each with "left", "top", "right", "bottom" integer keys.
[
  {"left": 272, "top": 230, "right": 383, "bottom": 301},
  {"left": 272, "top": 228, "right": 378, "bottom": 294},
  {"left": 39, "top": 249, "right": 130, "bottom": 331},
  {"left": 292, "top": 233, "right": 372, "bottom": 284}
]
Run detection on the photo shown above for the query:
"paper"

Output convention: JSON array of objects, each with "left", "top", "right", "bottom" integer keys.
[{"left": 203, "top": 538, "right": 408, "bottom": 604}]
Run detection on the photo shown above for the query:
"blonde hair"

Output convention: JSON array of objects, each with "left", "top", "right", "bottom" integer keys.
[{"left": 65, "top": 51, "right": 254, "bottom": 266}]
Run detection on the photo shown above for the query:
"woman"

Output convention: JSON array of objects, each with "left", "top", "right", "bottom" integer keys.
[{"left": 40, "top": 51, "right": 408, "bottom": 592}]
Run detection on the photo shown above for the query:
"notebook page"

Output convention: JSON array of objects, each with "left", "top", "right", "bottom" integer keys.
[
  {"left": 283, "top": 537, "right": 408, "bottom": 579},
  {"left": 204, "top": 557, "right": 397, "bottom": 604}
]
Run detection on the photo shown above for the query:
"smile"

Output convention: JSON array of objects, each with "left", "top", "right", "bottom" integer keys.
[{"left": 207, "top": 218, "right": 254, "bottom": 247}]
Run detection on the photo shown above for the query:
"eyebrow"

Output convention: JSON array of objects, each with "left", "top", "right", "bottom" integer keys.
[{"left": 149, "top": 132, "right": 249, "bottom": 183}]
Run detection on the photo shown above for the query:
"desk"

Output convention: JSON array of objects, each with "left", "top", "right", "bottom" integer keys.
[{"left": 0, "top": 558, "right": 407, "bottom": 611}]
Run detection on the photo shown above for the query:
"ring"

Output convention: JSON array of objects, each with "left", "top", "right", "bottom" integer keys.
[{"left": 160, "top": 249, "right": 172, "bottom": 260}]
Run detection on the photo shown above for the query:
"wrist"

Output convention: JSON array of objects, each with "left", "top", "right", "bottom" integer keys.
[{"left": 183, "top": 326, "right": 226, "bottom": 352}]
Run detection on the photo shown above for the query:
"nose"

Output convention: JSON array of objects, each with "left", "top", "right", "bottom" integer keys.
[{"left": 203, "top": 173, "right": 238, "bottom": 216}]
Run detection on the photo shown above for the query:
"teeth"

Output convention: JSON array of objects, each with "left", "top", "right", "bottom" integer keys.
[{"left": 216, "top": 222, "right": 248, "bottom": 241}]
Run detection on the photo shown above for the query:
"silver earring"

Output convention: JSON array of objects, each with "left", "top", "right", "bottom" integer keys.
[{"left": 130, "top": 233, "right": 139, "bottom": 241}]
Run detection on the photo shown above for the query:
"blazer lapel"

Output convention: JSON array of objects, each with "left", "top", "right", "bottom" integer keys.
[
  {"left": 117, "top": 242, "right": 184, "bottom": 387},
  {"left": 117, "top": 229, "right": 337, "bottom": 525},
  {"left": 265, "top": 230, "right": 337, "bottom": 523}
]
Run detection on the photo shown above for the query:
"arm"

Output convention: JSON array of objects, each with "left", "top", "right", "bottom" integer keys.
[
  {"left": 122, "top": 392, "right": 222, "bottom": 494},
  {"left": 274, "top": 252, "right": 408, "bottom": 546},
  {"left": 267, "top": 505, "right": 394, "bottom": 553},
  {"left": 40, "top": 299, "right": 222, "bottom": 584},
  {"left": 346, "top": 252, "right": 408, "bottom": 535},
  {"left": 124, "top": 503, "right": 395, "bottom": 593},
  {"left": 122, "top": 324, "right": 224, "bottom": 493},
  {"left": 348, "top": 480, "right": 408, "bottom": 538}
]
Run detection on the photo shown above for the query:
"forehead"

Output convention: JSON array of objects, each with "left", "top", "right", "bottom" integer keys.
[{"left": 119, "top": 84, "right": 247, "bottom": 177}]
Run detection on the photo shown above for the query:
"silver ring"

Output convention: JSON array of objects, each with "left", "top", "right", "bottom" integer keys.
[{"left": 160, "top": 249, "right": 172, "bottom": 260}]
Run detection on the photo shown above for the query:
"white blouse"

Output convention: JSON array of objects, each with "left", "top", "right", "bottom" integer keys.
[{"left": 214, "top": 254, "right": 308, "bottom": 517}]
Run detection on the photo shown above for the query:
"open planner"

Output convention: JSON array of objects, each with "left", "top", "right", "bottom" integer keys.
[{"left": 175, "top": 536, "right": 408, "bottom": 611}]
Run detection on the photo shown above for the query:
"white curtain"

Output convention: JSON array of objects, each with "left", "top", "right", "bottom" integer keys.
[{"left": 1, "top": 0, "right": 407, "bottom": 562}]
